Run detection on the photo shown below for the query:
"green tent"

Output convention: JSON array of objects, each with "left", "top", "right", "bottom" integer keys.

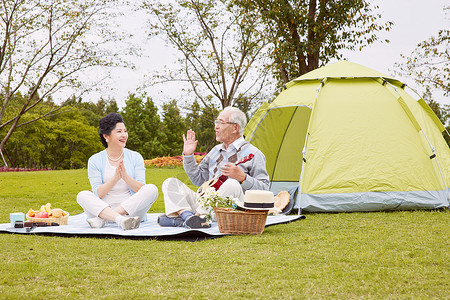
[{"left": 245, "top": 61, "right": 450, "bottom": 212}]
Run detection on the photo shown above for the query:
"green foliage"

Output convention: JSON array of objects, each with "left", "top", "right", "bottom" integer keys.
[
  {"left": 162, "top": 100, "right": 186, "bottom": 156},
  {"left": 0, "top": 91, "right": 223, "bottom": 168},
  {"left": 184, "top": 100, "right": 219, "bottom": 152},
  {"left": 97, "top": 98, "right": 120, "bottom": 115},
  {"left": 66, "top": 96, "right": 120, "bottom": 127},
  {"left": 233, "top": 0, "right": 393, "bottom": 84},
  {"left": 46, "top": 113, "right": 103, "bottom": 169},
  {"left": 5, "top": 117, "right": 46, "bottom": 169},
  {"left": 121, "top": 93, "right": 167, "bottom": 158},
  {"left": 3, "top": 107, "right": 102, "bottom": 169}
]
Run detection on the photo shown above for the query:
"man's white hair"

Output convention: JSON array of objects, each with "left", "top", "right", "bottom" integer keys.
[{"left": 223, "top": 106, "right": 247, "bottom": 136}]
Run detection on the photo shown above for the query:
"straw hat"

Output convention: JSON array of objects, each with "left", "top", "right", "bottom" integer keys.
[{"left": 235, "top": 190, "right": 274, "bottom": 210}]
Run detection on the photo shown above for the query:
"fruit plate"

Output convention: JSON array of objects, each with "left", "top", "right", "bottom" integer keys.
[{"left": 26, "top": 212, "right": 69, "bottom": 225}]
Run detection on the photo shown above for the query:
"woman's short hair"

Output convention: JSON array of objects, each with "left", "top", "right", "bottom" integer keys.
[
  {"left": 223, "top": 106, "right": 247, "bottom": 136},
  {"left": 98, "top": 113, "right": 124, "bottom": 148}
]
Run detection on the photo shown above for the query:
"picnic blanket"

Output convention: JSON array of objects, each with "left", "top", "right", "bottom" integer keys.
[{"left": 0, "top": 213, "right": 303, "bottom": 240}]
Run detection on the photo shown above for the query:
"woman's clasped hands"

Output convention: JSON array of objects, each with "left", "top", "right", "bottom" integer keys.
[{"left": 114, "top": 160, "right": 128, "bottom": 181}]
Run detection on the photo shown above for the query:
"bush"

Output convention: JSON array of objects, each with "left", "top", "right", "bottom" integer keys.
[{"left": 0, "top": 166, "right": 51, "bottom": 172}]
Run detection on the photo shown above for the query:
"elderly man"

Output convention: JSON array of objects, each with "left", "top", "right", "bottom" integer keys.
[{"left": 158, "top": 106, "right": 270, "bottom": 228}]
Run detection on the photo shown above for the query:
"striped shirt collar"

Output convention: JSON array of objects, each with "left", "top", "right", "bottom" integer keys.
[{"left": 220, "top": 136, "right": 245, "bottom": 152}]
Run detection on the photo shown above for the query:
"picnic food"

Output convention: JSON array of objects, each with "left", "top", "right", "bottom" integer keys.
[
  {"left": 268, "top": 191, "right": 291, "bottom": 215},
  {"left": 274, "top": 191, "right": 290, "bottom": 211},
  {"left": 49, "top": 208, "right": 64, "bottom": 218},
  {"left": 42, "top": 203, "right": 51, "bottom": 213},
  {"left": 36, "top": 211, "right": 49, "bottom": 218},
  {"left": 27, "top": 203, "right": 53, "bottom": 217},
  {"left": 26, "top": 203, "right": 69, "bottom": 224}
]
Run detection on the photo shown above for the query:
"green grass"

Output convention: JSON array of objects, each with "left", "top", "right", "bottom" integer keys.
[
  {"left": 0, "top": 169, "right": 449, "bottom": 299},
  {"left": 0, "top": 167, "right": 192, "bottom": 217}
]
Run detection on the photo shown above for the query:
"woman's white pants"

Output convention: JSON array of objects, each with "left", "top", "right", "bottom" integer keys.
[{"left": 77, "top": 184, "right": 158, "bottom": 220}]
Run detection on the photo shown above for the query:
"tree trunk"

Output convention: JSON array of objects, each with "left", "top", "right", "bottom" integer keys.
[
  {"left": 0, "top": 148, "right": 9, "bottom": 168},
  {"left": 306, "top": 0, "right": 320, "bottom": 72},
  {"left": 0, "top": 115, "right": 21, "bottom": 167},
  {"left": 275, "top": 56, "right": 290, "bottom": 84}
]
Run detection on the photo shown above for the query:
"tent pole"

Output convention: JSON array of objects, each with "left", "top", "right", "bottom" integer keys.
[
  {"left": 297, "top": 79, "right": 327, "bottom": 215},
  {"left": 385, "top": 81, "right": 449, "bottom": 202}
]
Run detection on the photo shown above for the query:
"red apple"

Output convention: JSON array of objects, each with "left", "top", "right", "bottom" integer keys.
[{"left": 36, "top": 211, "right": 48, "bottom": 218}]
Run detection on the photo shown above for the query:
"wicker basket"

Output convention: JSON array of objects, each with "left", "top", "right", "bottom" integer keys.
[
  {"left": 214, "top": 207, "right": 268, "bottom": 235},
  {"left": 26, "top": 212, "right": 69, "bottom": 225}
]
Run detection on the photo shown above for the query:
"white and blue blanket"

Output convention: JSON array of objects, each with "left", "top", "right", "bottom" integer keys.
[{"left": 0, "top": 213, "right": 303, "bottom": 240}]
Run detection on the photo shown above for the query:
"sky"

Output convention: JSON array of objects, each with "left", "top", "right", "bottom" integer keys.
[
  {"left": 66, "top": 0, "right": 449, "bottom": 108},
  {"left": 339, "top": 0, "right": 449, "bottom": 105}
]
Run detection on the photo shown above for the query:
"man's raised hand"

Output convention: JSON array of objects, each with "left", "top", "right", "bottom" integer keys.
[{"left": 182, "top": 129, "right": 198, "bottom": 156}]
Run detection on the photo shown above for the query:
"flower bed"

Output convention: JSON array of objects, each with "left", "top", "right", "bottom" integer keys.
[
  {"left": 0, "top": 167, "right": 52, "bottom": 172},
  {"left": 145, "top": 153, "right": 205, "bottom": 168}
]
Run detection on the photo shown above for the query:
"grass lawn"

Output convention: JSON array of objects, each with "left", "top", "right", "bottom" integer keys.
[{"left": 0, "top": 168, "right": 449, "bottom": 299}]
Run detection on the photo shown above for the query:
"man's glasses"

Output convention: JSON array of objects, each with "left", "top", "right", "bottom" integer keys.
[{"left": 214, "top": 120, "right": 237, "bottom": 126}]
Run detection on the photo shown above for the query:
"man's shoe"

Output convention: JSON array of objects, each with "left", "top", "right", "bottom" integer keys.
[
  {"left": 87, "top": 217, "right": 107, "bottom": 228},
  {"left": 184, "top": 215, "right": 211, "bottom": 229},
  {"left": 158, "top": 214, "right": 184, "bottom": 227}
]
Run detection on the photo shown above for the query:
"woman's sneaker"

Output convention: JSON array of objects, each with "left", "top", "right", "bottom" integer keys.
[
  {"left": 87, "top": 217, "right": 107, "bottom": 229},
  {"left": 120, "top": 216, "right": 141, "bottom": 230}
]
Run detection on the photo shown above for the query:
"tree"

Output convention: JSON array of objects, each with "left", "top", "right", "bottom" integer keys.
[
  {"left": 162, "top": 100, "right": 186, "bottom": 156},
  {"left": 422, "top": 87, "right": 450, "bottom": 146},
  {"left": 184, "top": 100, "right": 219, "bottom": 152},
  {"left": 143, "top": 0, "right": 272, "bottom": 109},
  {"left": 394, "top": 6, "right": 449, "bottom": 146},
  {"left": 66, "top": 96, "right": 120, "bottom": 128},
  {"left": 394, "top": 6, "right": 449, "bottom": 96},
  {"left": 5, "top": 107, "right": 102, "bottom": 169},
  {"left": 422, "top": 87, "right": 447, "bottom": 123},
  {"left": 5, "top": 114, "right": 46, "bottom": 168},
  {"left": 44, "top": 113, "right": 103, "bottom": 169},
  {"left": 234, "top": 0, "right": 393, "bottom": 84},
  {"left": 121, "top": 93, "right": 167, "bottom": 159},
  {"left": 97, "top": 97, "right": 120, "bottom": 115},
  {"left": 0, "top": 0, "right": 126, "bottom": 167}
]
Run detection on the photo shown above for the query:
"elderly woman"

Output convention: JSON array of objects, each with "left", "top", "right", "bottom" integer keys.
[{"left": 77, "top": 113, "right": 158, "bottom": 230}]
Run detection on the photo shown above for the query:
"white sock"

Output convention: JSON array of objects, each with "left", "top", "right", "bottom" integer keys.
[{"left": 115, "top": 215, "right": 127, "bottom": 225}]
